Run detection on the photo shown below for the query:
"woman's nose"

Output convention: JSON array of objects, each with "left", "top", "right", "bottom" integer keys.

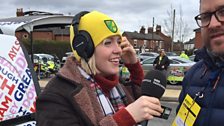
[{"left": 113, "top": 42, "right": 122, "bottom": 54}]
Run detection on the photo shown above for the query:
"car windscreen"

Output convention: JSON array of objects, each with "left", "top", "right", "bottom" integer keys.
[
  {"left": 142, "top": 58, "right": 155, "bottom": 64},
  {"left": 169, "top": 60, "right": 180, "bottom": 64},
  {"left": 172, "top": 58, "right": 194, "bottom": 64}
]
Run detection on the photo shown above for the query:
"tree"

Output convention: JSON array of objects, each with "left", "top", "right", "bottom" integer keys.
[{"left": 163, "top": 4, "right": 191, "bottom": 43}]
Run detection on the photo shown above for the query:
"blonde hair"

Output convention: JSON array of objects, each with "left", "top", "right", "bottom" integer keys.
[{"left": 80, "top": 54, "right": 97, "bottom": 75}]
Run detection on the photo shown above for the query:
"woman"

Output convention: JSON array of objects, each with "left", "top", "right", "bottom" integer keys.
[
  {"left": 153, "top": 50, "right": 170, "bottom": 78},
  {"left": 36, "top": 11, "right": 163, "bottom": 126}
]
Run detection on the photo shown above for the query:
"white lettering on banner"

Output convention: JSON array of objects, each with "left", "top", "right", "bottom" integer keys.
[{"left": 8, "top": 39, "right": 20, "bottom": 61}]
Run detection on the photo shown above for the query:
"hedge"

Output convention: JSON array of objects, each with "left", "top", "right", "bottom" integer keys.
[{"left": 22, "top": 39, "right": 72, "bottom": 61}]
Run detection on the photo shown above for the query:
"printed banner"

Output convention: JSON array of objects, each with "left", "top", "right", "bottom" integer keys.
[{"left": 0, "top": 34, "right": 40, "bottom": 125}]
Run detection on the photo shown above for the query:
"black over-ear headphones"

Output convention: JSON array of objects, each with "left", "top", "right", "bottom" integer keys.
[{"left": 72, "top": 11, "right": 95, "bottom": 62}]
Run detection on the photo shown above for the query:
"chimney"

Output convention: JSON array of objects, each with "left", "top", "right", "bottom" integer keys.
[
  {"left": 147, "top": 27, "right": 153, "bottom": 33},
  {"left": 16, "top": 8, "right": 24, "bottom": 17},
  {"left": 140, "top": 26, "right": 145, "bottom": 34},
  {"left": 156, "top": 25, "right": 161, "bottom": 33}
]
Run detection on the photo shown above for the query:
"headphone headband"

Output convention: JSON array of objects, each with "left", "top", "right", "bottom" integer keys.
[{"left": 72, "top": 11, "right": 89, "bottom": 35}]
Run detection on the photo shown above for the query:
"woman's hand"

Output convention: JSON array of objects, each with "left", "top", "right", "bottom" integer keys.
[
  {"left": 125, "top": 96, "right": 163, "bottom": 123},
  {"left": 120, "top": 37, "right": 138, "bottom": 64}
]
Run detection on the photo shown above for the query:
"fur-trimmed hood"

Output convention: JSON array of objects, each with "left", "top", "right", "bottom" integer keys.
[{"left": 58, "top": 56, "right": 83, "bottom": 84}]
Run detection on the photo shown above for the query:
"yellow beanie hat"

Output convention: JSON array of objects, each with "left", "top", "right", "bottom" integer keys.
[{"left": 70, "top": 11, "right": 121, "bottom": 61}]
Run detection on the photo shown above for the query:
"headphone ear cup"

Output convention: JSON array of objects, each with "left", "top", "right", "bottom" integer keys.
[
  {"left": 73, "top": 34, "right": 88, "bottom": 60},
  {"left": 72, "top": 31, "right": 94, "bottom": 61},
  {"left": 81, "top": 31, "right": 95, "bottom": 59}
]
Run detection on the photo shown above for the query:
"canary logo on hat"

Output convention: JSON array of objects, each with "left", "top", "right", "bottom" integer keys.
[{"left": 104, "top": 20, "right": 118, "bottom": 33}]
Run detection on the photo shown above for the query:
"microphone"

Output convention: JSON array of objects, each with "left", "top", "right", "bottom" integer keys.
[
  {"left": 140, "top": 70, "right": 172, "bottom": 126},
  {"left": 141, "top": 69, "right": 167, "bottom": 98}
]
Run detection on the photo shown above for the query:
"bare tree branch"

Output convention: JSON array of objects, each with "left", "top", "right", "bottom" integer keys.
[{"left": 163, "top": 4, "right": 191, "bottom": 42}]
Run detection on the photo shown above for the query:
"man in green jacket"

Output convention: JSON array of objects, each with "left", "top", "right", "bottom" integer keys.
[{"left": 180, "top": 51, "right": 189, "bottom": 60}]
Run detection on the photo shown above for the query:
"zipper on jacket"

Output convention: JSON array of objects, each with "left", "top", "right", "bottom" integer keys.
[
  {"left": 200, "top": 64, "right": 208, "bottom": 79},
  {"left": 205, "top": 70, "right": 223, "bottom": 126}
]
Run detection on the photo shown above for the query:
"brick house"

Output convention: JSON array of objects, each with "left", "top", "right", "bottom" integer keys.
[
  {"left": 194, "top": 28, "right": 203, "bottom": 49},
  {"left": 154, "top": 25, "right": 172, "bottom": 51},
  {"left": 184, "top": 38, "right": 195, "bottom": 50},
  {"left": 122, "top": 26, "right": 164, "bottom": 53},
  {"left": 123, "top": 25, "right": 182, "bottom": 53}
]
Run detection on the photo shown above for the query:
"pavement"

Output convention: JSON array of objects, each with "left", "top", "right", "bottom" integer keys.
[
  {"left": 161, "top": 85, "right": 181, "bottom": 102},
  {"left": 38, "top": 78, "right": 181, "bottom": 102}
]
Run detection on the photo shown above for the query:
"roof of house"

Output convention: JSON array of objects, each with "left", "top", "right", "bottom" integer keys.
[
  {"left": 185, "top": 38, "right": 195, "bottom": 44},
  {"left": 194, "top": 28, "right": 201, "bottom": 32},
  {"left": 0, "top": 28, "right": 2, "bottom": 34},
  {"left": 53, "top": 27, "right": 70, "bottom": 35},
  {"left": 122, "top": 31, "right": 163, "bottom": 41}
]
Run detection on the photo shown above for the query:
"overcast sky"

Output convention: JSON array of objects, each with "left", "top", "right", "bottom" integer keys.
[{"left": 0, "top": 0, "right": 200, "bottom": 41}]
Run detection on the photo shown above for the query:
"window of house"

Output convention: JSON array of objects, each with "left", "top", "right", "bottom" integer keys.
[
  {"left": 134, "top": 39, "right": 137, "bottom": 47},
  {"left": 143, "top": 40, "right": 147, "bottom": 47}
]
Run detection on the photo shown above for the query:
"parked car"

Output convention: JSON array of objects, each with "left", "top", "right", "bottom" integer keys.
[
  {"left": 166, "top": 52, "right": 178, "bottom": 56},
  {"left": 189, "top": 55, "right": 195, "bottom": 61},
  {"left": 138, "top": 52, "right": 159, "bottom": 61},
  {"left": 140, "top": 56, "right": 196, "bottom": 84},
  {"left": 33, "top": 54, "right": 60, "bottom": 78},
  {"left": 61, "top": 52, "right": 73, "bottom": 67}
]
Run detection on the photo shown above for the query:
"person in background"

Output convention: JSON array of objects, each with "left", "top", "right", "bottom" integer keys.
[
  {"left": 153, "top": 50, "right": 170, "bottom": 78},
  {"left": 177, "top": 0, "right": 224, "bottom": 125},
  {"left": 179, "top": 50, "right": 189, "bottom": 60},
  {"left": 36, "top": 11, "right": 163, "bottom": 126}
]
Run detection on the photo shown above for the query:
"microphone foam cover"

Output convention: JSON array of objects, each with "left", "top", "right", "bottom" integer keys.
[{"left": 141, "top": 69, "right": 167, "bottom": 99}]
